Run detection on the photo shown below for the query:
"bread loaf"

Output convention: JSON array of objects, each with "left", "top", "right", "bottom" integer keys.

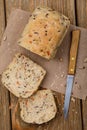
[{"left": 18, "top": 6, "right": 70, "bottom": 59}]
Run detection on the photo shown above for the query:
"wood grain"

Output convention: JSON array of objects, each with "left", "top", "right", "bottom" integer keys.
[
  {"left": 76, "top": 1, "right": 87, "bottom": 130},
  {"left": 4, "top": 0, "right": 83, "bottom": 130},
  {"left": 76, "top": 0, "right": 87, "bottom": 28},
  {"left": 0, "top": 0, "right": 11, "bottom": 130},
  {"left": 82, "top": 99, "right": 87, "bottom": 130},
  {"left": 0, "top": 0, "right": 5, "bottom": 42},
  {"left": 68, "top": 30, "right": 80, "bottom": 75}
]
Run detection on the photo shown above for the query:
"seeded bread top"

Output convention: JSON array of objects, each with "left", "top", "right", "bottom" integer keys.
[
  {"left": 1, "top": 53, "right": 46, "bottom": 98},
  {"left": 19, "top": 6, "right": 70, "bottom": 59}
]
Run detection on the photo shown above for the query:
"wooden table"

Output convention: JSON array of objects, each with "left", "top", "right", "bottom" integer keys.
[{"left": 0, "top": 0, "right": 87, "bottom": 130}]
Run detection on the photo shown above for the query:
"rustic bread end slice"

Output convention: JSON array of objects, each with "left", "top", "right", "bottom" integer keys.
[
  {"left": 1, "top": 53, "right": 46, "bottom": 98},
  {"left": 19, "top": 90, "right": 57, "bottom": 124}
]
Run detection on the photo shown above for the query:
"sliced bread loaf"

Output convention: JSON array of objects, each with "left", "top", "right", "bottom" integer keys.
[
  {"left": 19, "top": 90, "right": 57, "bottom": 124},
  {"left": 1, "top": 53, "right": 46, "bottom": 98},
  {"left": 18, "top": 6, "right": 70, "bottom": 59}
]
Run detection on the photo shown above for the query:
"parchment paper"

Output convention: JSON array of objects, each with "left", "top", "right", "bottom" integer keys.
[{"left": 0, "top": 9, "right": 87, "bottom": 99}]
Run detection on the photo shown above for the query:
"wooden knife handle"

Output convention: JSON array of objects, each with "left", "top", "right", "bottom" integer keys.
[{"left": 68, "top": 30, "right": 80, "bottom": 75}]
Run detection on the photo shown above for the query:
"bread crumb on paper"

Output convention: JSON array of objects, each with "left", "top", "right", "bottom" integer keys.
[
  {"left": 84, "top": 58, "right": 87, "bottom": 63},
  {"left": 3, "top": 35, "right": 7, "bottom": 41}
]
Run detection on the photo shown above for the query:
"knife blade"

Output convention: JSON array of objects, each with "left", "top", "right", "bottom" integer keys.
[{"left": 64, "top": 30, "right": 80, "bottom": 119}]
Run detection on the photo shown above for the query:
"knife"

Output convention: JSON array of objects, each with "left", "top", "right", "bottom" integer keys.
[{"left": 64, "top": 30, "right": 80, "bottom": 119}]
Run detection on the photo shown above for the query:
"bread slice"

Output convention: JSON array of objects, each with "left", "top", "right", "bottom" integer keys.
[
  {"left": 1, "top": 53, "right": 46, "bottom": 98},
  {"left": 18, "top": 6, "right": 70, "bottom": 59},
  {"left": 19, "top": 90, "right": 57, "bottom": 124}
]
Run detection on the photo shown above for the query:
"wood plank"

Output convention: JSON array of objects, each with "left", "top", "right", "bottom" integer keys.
[
  {"left": 76, "top": 0, "right": 87, "bottom": 28},
  {"left": 0, "top": 0, "right": 11, "bottom": 130},
  {"left": 76, "top": 1, "right": 87, "bottom": 130},
  {"left": 5, "top": 0, "right": 82, "bottom": 130},
  {"left": 0, "top": 0, "right": 5, "bottom": 42},
  {"left": 82, "top": 99, "right": 87, "bottom": 130}
]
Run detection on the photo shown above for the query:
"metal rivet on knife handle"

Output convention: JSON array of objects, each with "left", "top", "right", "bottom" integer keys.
[{"left": 68, "top": 30, "right": 80, "bottom": 75}]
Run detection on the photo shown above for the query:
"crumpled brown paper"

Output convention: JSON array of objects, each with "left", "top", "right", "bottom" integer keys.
[{"left": 0, "top": 9, "right": 87, "bottom": 99}]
